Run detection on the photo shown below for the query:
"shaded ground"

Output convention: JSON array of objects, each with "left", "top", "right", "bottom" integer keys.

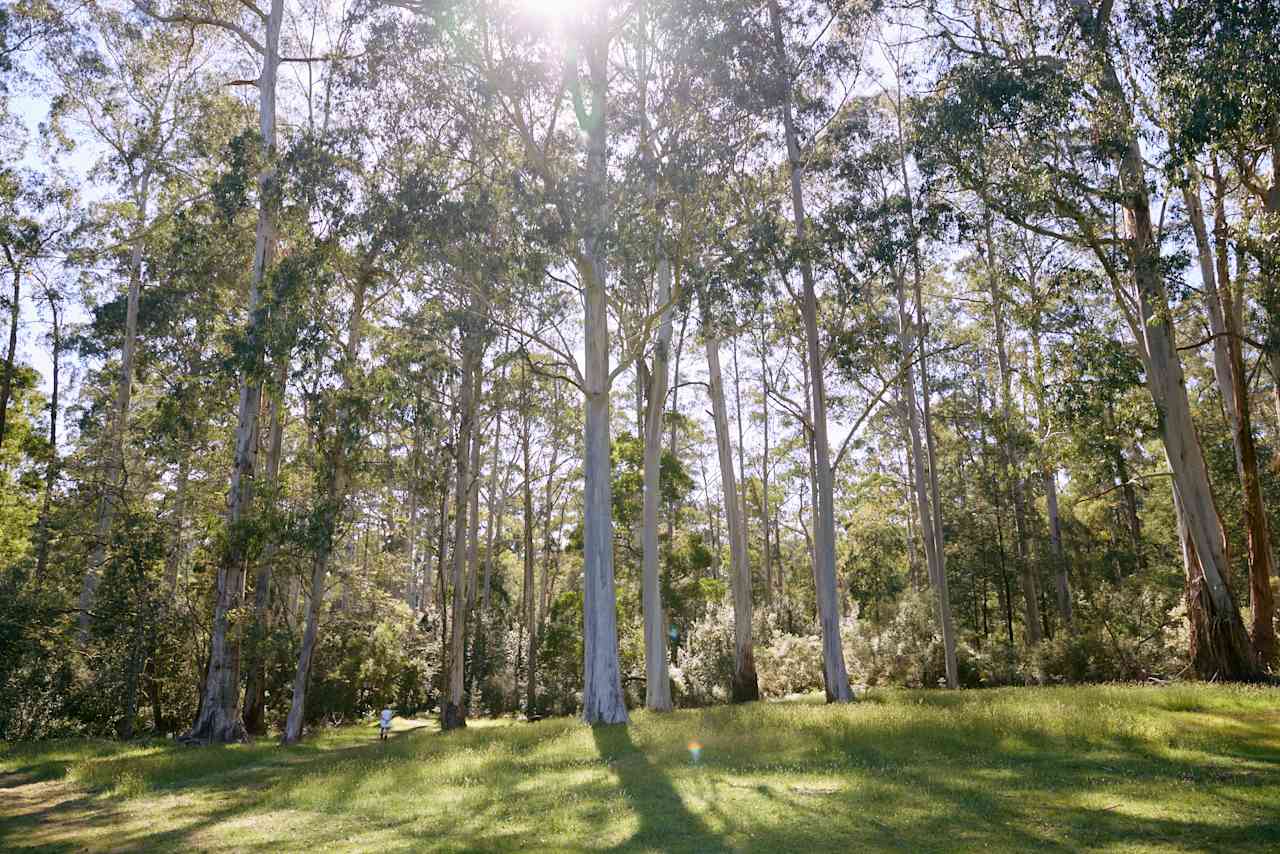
[{"left": 2, "top": 684, "right": 1278, "bottom": 852}]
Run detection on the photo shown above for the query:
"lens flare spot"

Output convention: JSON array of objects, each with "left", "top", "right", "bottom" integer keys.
[{"left": 687, "top": 740, "right": 702, "bottom": 763}]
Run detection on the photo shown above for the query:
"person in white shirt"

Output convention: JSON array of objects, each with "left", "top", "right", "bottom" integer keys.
[{"left": 379, "top": 707, "right": 393, "bottom": 741}]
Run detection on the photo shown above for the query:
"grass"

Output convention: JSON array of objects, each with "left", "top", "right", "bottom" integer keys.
[{"left": 2, "top": 684, "right": 1279, "bottom": 852}]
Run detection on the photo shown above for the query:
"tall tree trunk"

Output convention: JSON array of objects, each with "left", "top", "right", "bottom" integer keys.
[
  {"left": 641, "top": 240, "right": 674, "bottom": 711},
  {"left": 482, "top": 384, "right": 507, "bottom": 614},
  {"left": 1030, "top": 329, "right": 1072, "bottom": 626},
  {"left": 163, "top": 456, "right": 190, "bottom": 601},
  {"left": 521, "top": 415, "right": 538, "bottom": 718},
  {"left": 1210, "top": 166, "right": 1277, "bottom": 665},
  {"left": 406, "top": 465, "right": 421, "bottom": 608},
  {"left": 185, "top": 1, "right": 282, "bottom": 743},
  {"left": 894, "top": 271, "right": 957, "bottom": 687},
  {"left": 577, "top": 16, "right": 628, "bottom": 725},
  {"left": 768, "top": 0, "right": 851, "bottom": 700},
  {"left": 757, "top": 317, "right": 775, "bottom": 608},
  {"left": 705, "top": 324, "right": 759, "bottom": 701},
  {"left": 443, "top": 345, "right": 481, "bottom": 731},
  {"left": 1184, "top": 171, "right": 1276, "bottom": 664},
  {"left": 1071, "top": 0, "right": 1256, "bottom": 679},
  {"left": 890, "top": 75, "right": 959, "bottom": 682}
]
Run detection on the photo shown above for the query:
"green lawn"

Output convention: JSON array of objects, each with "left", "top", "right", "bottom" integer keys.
[{"left": 2, "top": 685, "right": 1278, "bottom": 852}]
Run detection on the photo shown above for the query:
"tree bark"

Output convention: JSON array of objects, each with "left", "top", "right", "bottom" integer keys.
[
  {"left": 768, "top": 0, "right": 851, "bottom": 701},
  {"left": 894, "top": 271, "right": 957, "bottom": 686},
  {"left": 705, "top": 325, "right": 759, "bottom": 701},
  {"left": 1069, "top": 0, "right": 1256, "bottom": 679},
  {"left": 641, "top": 243, "right": 674, "bottom": 711},
  {"left": 577, "top": 13, "right": 628, "bottom": 725},
  {"left": 185, "top": 0, "right": 283, "bottom": 744}
]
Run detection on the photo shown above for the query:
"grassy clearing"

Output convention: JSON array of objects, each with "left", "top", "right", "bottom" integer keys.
[{"left": 2, "top": 684, "right": 1278, "bottom": 852}]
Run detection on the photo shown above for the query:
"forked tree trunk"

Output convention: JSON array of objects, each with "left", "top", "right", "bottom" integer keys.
[
  {"left": 768, "top": 0, "right": 851, "bottom": 701},
  {"left": 704, "top": 325, "right": 759, "bottom": 701}
]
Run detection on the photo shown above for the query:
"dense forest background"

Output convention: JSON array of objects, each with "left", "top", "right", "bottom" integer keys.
[{"left": 0, "top": 0, "right": 1276, "bottom": 742}]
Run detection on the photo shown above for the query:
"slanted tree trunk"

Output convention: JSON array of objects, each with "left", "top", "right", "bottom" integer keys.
[
  {"left": 704, "top": 323, "right": 759, "bottom": 702},
  {"left": 185, "top": 0, "right": 283, "bottom": 744},
  {"left": 768, "top": 0, "right": 851, "bottom": 701},
  {"left": 1070, "top": 0, "right": 1256, "bottom": 679}
]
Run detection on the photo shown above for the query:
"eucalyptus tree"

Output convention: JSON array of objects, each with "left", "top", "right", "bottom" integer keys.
[
  {"left": 1142, "top": 1, "right": 1279, "bottom": 665},
  {"left": 923, "top": 0, "right": 1258, "bottom": 678},
  {"left": 137, "top": 0, "right": 294, "bottom": 743}
]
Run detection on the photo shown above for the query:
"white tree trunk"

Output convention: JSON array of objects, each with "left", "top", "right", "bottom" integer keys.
[
  {"left": 768, "top": 0, "right": 851, "bottom": 700},
  {"left": 641, "top": 253, "right": 674, "bottom": 711},
  {"left": 576, "top": 15, "right": 628, "bottom": 725},
  {"left": 705, "top": 327, "right": 759, "bottom": 701},
  {"left": 894, "top": 272, "right": 957, "bottom": 687}
]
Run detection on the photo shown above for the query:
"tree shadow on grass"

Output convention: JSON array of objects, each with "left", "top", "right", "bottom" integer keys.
[{"left": 591, "top": 724, "right": 729, "bottom": 853}]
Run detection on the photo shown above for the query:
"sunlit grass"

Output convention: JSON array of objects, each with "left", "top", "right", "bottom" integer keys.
[{"left": 3, "top": 685, "right": 1278, "bottom": 851}]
